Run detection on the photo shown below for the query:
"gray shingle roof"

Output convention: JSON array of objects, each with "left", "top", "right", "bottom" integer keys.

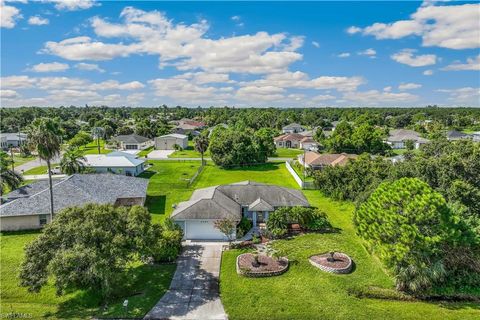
[
  {"left": 0, "top": 174, "right": 148, "bottom": 217},
  {"left": 115, "top": 134, "right": 150, "bottom": 144},
  {"left": 387, "top": 129, "right": 429, "bottom": 143},
  {"left": 171, "top": 181, "right": 309, "bottom": 221},
  {"left": 248, "top": 198, "right": 274, "bottom": 211},
  {"left": 282, "top": 123, "right": 304, "bottom": 130}
]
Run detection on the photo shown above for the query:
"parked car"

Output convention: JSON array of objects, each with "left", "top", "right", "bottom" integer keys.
[{"left": 46, "top": 166, "right": 61, "bottom": 175}]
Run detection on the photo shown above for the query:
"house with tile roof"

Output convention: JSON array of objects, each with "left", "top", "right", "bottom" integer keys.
[
  {"left": 298, "top": 151, "right": 357, "bottom": 170},
  {"left": 171, "top": 181, "right": 310, "bottom": 240}
]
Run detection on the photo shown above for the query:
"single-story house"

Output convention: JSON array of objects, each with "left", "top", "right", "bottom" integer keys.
[
  {"left": 446, "top": 130, "right": 472, "bottom": 141},
  {"left": 155, "top": 134, "right": 188, "bottom": 150},
  {"left": 274, "top": 133, "right": 305, "bottom": 149},
  {"left": 0, "top": 174, "right": 148, "bottom": 231},
  {"left": 282, "top": 123, "right": 305, "bottom": 134},
  {"left": 113, "top": 134, "right": 152, "bottom": 150},
  {"left": 386, "top": 129, "right": 430, "bottom": 149},
  {"left": 172, "top": 181, "right": 310, "bottom": 240},
  {"left": 0, "top": 132, "right": 27, "bottom": 149},
  {"left": 83, "top": 151, "right": 146, "bottom": 176},
  {"left": 473, "top": 132, "right": 480, "bottom": 142},
  {"left": 300, "top": 137, "right": 319, "bottom": 150},
  {"left": 171, "top": 118, "right": 206, "bottom": 136},
  {"left": 298, "top": 151, "right": 357, "bottom": 170}
]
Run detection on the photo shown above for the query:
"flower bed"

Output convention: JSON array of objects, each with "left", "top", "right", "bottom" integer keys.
[
  {"left": 236, "top": 253, "right": 289, "bottom": 277},
  {"left": 309, "top": 252, "right": 353, "bottom": 274}
]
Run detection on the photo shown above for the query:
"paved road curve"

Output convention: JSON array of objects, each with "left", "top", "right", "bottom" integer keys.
[{"left": 144, "top": 243, "right": 227, "bottom": 320}]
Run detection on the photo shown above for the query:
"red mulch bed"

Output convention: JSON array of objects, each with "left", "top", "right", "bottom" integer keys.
[
  {"left": 238, "top": 254, "right": 288, "bottom": 272},
  {"left": 310, "top": 253, "right": 350, "bottom": 269}
]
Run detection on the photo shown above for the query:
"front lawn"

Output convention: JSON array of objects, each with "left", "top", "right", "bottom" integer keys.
[
  {"left": 23, "top": 164, "right": 59, "bottom": 175},
  {"left": 78, "top": 140, "right": 111, "bottom": 155},
  {"left": 220, "top": 191, "right": 480, "bottom": 320},
  {"left": 274, "top": 148, "right": 303, "bottom": 158},
  {"left": 140, "top": 160, "right": 202, "bottom": 224},
  {"left": 138, "top": 146, "right": 154, "bottom": 157},
  {"left": 168, "top": 141, "right": 208, "bottom": 158},
  {"left": 0, "top": 231, "right": 175, "bottom": 319},
  {"left": 12, "top": 155, "right": 36, "bottom": 166}
]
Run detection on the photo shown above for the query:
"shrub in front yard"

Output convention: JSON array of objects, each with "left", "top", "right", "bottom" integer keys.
[
  {"left": 151, "top": 219, "right": 183, "bottom": 263},
  {"left": 236, "top": 216, "right": 253, "bottom": 238}
]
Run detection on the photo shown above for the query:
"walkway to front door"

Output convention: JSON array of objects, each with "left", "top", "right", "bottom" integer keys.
[{"left": 144, "top": 243, "right": 227, "bottom": 320}]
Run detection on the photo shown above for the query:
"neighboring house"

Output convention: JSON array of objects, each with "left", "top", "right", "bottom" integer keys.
[
  {"left": 155, "top": 134, "right": 188, "bottom": 150},
  {"left": 0, "top": 174, "right": 148, "bottom": 231},
  {"left": 83, "top": 151, "right": 146, "bottom": 176},
  {"left": 171, "top": 118, "right": 206, "bottom": 136},
  {"left": 0, "top": 132, "right": 27, "bottom": 149},
  {"left": 389, "top": 154, "right": 405, "bottom": 164},
  {"left": 282, "top": 123, "right": 306, "bottom": 134},
  {"left": 172, "top": 181, "right": 310, "bottom": 240},
  {"left": 446, "top": 130, "right": 472, "bottom": 141},
  {"left": 299, "top": 137, "right": 318, "bottom": 150},
  {"left": 298, "top": 151, "right": 357, "bottom": 170},
  {"left": 386, "top": 129, "right": 429, "bottom": 149},
  {"left": 274, "top": 133, "right": 305, "bottom": 149},
  {"left": 114, "top": 134, "right": 152, "bottom": 150}
]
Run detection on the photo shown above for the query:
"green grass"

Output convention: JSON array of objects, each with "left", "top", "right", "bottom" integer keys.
[
  {"left": 140, "top": 160, "right": 203, "bottom": 224},
  {"left": 274, "top": 148, "right": 303, "bottom": 158},
  {"left": 22, "top": 164, "right": 60, "bottom": 175},
  {"left": 168, "top": 141, "right": 208, "bottom": 158},
  {"left": 78, "top": 140, "right": 111, "bottom": 155},
  {"left": 138, "top": 146, "right": 154, "bottom": 157},
  {"left": 12, "top": 155, "right": 36, "bottom": 166},
  {"left": 0, "top": 231, "right": 175, "bottom": 319}
]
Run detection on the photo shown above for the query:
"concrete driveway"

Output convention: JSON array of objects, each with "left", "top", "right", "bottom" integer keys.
[
  {"left": 144, "top": 243, "right": 227, "bottom": 320},
  {"left": 147, "top": 150, "right": 175, "bottom": 159}
]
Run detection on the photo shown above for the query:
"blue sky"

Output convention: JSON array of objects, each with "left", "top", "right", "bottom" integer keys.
[{"left": 1, "top": 0, "right": 479, "bottom": 107}]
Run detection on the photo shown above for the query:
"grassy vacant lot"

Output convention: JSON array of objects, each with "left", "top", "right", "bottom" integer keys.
[
  {"left": 23, "top": 164, "right": 60, "bottom": 175},
  {"left": 140, "top": 160, "right": 202, "bottom": 224},
  {"left": 78, "top": 140, "right": 111, "bottom": 155},
  {"left": 168, "top": 141, "right": 206, "bottom": 158},
  {"left": 0, "top": 231, "right": 175, "bottom": 319}
]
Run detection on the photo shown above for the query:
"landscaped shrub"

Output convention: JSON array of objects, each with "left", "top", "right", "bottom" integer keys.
[
  {"left": 151, "top": 219, "right": 183, "bottom": 263},
  {"left": 305, "top": 209, "right": 331, "bottom": 231},
  {"left": 237, "top": 216, "right": 253, "bottom": 238},
  {"left": 266, "top": 208, "right": 289, "bottom": 231}
]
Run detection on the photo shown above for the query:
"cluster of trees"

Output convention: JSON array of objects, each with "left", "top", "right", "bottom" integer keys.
[
  {"left": 3, "top": 106, "right": 479, "bottom": 141},
  {"left": 208, "top": 127, "right": 276, "bottom": 167},
  {"left": 20, "top": 204, "right": 182, "bottom": 300},
  {"left": 314, "top": 139, "right": 480, "bottom": 295},
  {"left": 315, "top": 121, "right": 390, "bottom": 154}
]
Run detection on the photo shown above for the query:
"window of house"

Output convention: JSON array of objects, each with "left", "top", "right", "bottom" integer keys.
[
  {"left": 39, "top": 214, "right": 48, "bottom": 226},
  {"left": 241, "top": 206, "right": 248, "bottom": 216}
]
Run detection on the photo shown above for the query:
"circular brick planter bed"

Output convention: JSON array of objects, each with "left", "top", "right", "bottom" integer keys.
[
  {"left": 236, "top": 253, "right": 289, "bottom": 277},
  {"left": 309, "top": 252, "right": 353, "bottom": 274}
]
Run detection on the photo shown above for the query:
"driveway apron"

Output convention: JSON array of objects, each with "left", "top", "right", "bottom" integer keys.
[{"left": 144, "top": 243, "right": 227, "bottom": 320}]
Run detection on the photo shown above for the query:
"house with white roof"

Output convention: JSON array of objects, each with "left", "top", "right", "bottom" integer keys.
[
  {"left": 0, "top": 132, "right": 27, "bottom": 150},
  {"left": 83, "top": 151, "right": 146, "bottom": 176},
  {"left": 386, "top": 129, "right": 430, "bottom": 149},
  {"left": 282, "top": 123, "right": 306, "bottom": 134}
]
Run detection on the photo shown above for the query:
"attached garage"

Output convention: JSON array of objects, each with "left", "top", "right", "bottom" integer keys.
[{"left": 180, "top": 220, "right": 233, "bottom": 240}]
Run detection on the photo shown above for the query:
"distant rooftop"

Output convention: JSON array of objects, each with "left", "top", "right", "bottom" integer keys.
[{"left": 114, "top": 134, "right": 150, "bottom": 144}]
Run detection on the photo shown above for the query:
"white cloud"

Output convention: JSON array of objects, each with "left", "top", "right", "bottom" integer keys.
[
  {"left": 423, "top": 69, "right": 434, "bottom": 76},
  {"left": 342, "top": 90, "right": 419, "bottom": 105},
  {"left": 349, "top": 3, "right": 480, "bottom": 49},
  {"left": 45, "top": 0, "right": 97, "bottom": 11},
  {"left": 346, "top": 26, "right": 361, "bottom": 34},
  {"left": 383, "top": 86, "right": 392, "bottom": 92},
  {"left": 1, "top": 75, "right": 37, "bottom": 88},
  {"left": 236, "top": 85, "right": 285, "bottom": 102},
  {"left": 42, "top": 7, "right": 304, "bottom": 75},
  {"left": 441, "top": 55, "right": 480, "bottom": 71},
  {"left": 0, "top": 89, "right": 20, "bottom": 99},
  {"left": 337, "top": 52, "right": 350, "bottom": 58},
  {"left": 28, "top": 15, "right": 49, "bottom": 25},
  {"left": 30, "top": 62, "right": 69, "bottom": 72},
  {"left": 312, "top": 94, "right": 335, "bottom": 102},
  {"left": 74, "top": 62, "right": 105, "bottom": 72},
  {"left": 1, "top": 1, "right": 22, "bottom": 28},
  {"left": 90, "top": 80, "right": 144, "bottom": 91},
  {"left": 312, "top": 41, "right": 320, "bottom": 48},
  {"left": 437, "top": 87, "right": 480, "bottom": 104},
  {"left": 391, "top": 49, "right": 436, "bottom": 67},
  {"left": 358, "top": 48, "right": 376, "bottom": 58},
  {"left": 231, "top": 15, "right": 240, "bottom": 21},
  {"left": 398, "top": 82, "right": 422, "bottom": 90}
]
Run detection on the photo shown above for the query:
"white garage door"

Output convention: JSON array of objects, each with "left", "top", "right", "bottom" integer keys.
[{"left": 186, "top": 220, "right": 229, "bottom": 240}]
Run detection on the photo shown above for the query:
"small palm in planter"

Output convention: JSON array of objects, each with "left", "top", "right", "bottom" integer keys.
[
  {"left": 253, "top": 253, "right": 261, "bottom": 267},
  {"left": 327, "top": 251, "right": 336, "bottom": 262}
]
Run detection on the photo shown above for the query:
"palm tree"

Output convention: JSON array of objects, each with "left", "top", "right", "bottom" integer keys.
[
  {"left": 91, "top": 127, "right": 105, "bottom": 154},
  {"left": 194, "top": 135, "right": 209, "bottom": 165},
  {"left": 0, "top": 151, "right": 23, "bottom": 201},
  {"left": 60, "top": 148, "right": 86, "bottom": 175},
  {"left": 27, "top": 118, "right": 62, "bottom": 220}
]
